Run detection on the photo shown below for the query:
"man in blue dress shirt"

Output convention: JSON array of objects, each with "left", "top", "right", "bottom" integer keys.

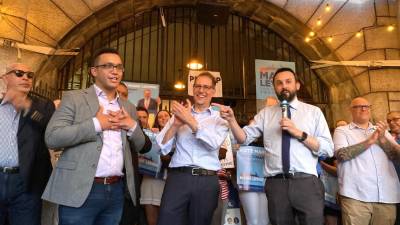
[
  {"left": 156, "top": 72, "right": 230, "bottom": 225},
  {"left": 216, "top": 68, "right": 334, "bottom": 225}
]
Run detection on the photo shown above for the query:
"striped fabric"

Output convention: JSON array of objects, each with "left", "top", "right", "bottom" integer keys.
[{"left": 217, "top": 169, "right": 229, "bottom": 200}]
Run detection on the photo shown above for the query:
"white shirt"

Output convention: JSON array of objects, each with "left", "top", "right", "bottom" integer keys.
[
  {"left": 334, "top": 122, "right": 400, "bottom": 203},
  {"left": 243, "top": 97, "right": 334, "bottom": 177},
  {"left": 156, "top": 106, "right": 230, "bottom": 171},
  {"left": 92, "top": 85, "right": 124, "bottom": 177}
]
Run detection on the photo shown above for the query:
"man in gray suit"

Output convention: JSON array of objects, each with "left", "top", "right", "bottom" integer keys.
[{"left": 43, "top": 48, "right": 146, "bottom": 225}]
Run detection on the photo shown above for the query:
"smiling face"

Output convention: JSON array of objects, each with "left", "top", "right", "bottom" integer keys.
[
  {"left": 273, "top": 70, "right": 300, "bottom": 102},
  {"left": 157, "top": 110, "right": 171, "bottom": 129},
  {"left": 90, "top": 53, "right": 123, "bottom": 93},
  {"left": 193, "top": 74, "right": 215, "bottom": 108},
  {"left": 387, "top": 111, "right": 400, "bottom": 135},
  {"left": 3, "top": 63, "right": 33, "bottom": 94}
]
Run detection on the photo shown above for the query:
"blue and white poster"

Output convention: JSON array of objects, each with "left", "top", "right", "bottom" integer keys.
[
  {"left": 224, "top": 182, "right": 242, "bottom": 225},
  {"left": 138, "top": 129, "right": 164, "bottom": 179},
  {"left": 255, "top": 59, "right": 295, "bottom": 111},
  {"left": 236, "top": 146, "right": 266, "bottom": 192}
]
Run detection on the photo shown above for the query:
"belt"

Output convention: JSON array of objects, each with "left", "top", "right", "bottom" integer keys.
[
  {"left": 170, "top": 167, "right": 217, "bottom": 176},
  {"left": 267, "top": 172, "right": 314, "bottom": 179},
  {"left": 94, "top": 176, "right": 123, "bottom": 185},
  {"left": 0, "top": 166, "right": 19, "bottom": 174}
]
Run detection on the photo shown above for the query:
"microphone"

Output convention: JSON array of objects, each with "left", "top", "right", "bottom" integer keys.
[{"left": 280, "top": 100, "right": 289, "bottom": 118}]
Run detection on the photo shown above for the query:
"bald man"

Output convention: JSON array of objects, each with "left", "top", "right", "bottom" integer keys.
[
  {"left": 333, "top": 97, "right": 400, "bottom": 225},
  {"left": 0, "top": 63, "right": 55, "bottom": 225}
]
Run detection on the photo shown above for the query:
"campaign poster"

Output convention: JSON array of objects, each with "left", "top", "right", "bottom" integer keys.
[
  {"left": 187, "top": 70, "right": 223, "bottom": 97},
  {"left": 255, "top": 60, "right": 295, "bottom": 111},
  {"left": 236, "top": 146, "right": 266, "bottom": 192},
  {"left": 220, "top": 136, "right": 235, "bottom": 169},
  {"left": 138, "top": 129, "right": 164, "bottom": 179}
]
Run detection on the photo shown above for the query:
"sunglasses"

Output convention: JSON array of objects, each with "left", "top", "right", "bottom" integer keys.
[{"left": 6, "top": 70, "right": 35, "bottom": 79}]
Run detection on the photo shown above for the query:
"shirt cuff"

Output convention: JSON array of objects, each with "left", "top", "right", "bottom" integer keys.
[
  {"left": 127, "top": 123, "right": 138, "bottom": 137},
  {"left": 92, "top": 118, "right": 102, "bottom": 133}
]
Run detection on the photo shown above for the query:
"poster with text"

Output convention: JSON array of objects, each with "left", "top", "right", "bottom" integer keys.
[
  {"left": 138, "top": 129, "right": 164, "bottom": 179},
  {"left": 255, "top": 60, "right": 295, "bottom": 111},
  {"left": 236, "top": 146, "right": 266, "bottom": 192},
  {"left": 187, "top": 70, "right": 222, "bottom": 97},
  {"left": 220, "top": 136, "right": 235, "bottom": 169}
]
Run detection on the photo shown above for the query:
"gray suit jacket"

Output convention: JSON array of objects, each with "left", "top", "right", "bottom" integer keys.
[{"left": 42, "top": 85, "right": 145, "bottom": 207}]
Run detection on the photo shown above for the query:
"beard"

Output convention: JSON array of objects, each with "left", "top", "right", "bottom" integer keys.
[{"left": 276, "top": 89, "right": 296, "bottom": 102}]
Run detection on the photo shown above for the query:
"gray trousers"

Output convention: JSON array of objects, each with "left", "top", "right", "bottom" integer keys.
[
  {"left": 157, "top": 170, "right": 220, "bottom": 225},
  {"left": 265, "top": 175, "right": 324, "bottom": 225}
]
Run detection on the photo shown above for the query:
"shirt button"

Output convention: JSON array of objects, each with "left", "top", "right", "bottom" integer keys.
[{"left": 91, "top": 164, "right": 96, "bottom": 169}]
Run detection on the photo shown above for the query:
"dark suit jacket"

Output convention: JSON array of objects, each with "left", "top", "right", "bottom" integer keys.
[
  {"left": 137, "top": 98, "right": 158, "bottom": 114},
  {"left": 1, "top": 94, "right": 55, "bottom": 194}
]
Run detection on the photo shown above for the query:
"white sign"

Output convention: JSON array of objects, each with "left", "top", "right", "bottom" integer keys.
[
  {"left": 220, "top": 136, "right": 235, "bottom": 169},
  {"left": 187, "top": 70, "right": 223, "bottom": 97}
]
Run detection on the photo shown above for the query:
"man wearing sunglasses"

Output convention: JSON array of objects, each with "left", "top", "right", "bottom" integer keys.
[
  {"left": 0, "top": 63, "right": 54, "bottom": 225},
  {"left": 333, "top": 97, "right": 400, "bottom": 225},
  {"left": 43, "top": 48, "right": 146, "bottom": 225}
]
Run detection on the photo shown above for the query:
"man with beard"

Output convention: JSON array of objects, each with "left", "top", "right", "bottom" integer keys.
[{"left": 216, "top": 67, "right": 333, "bottom": 225}]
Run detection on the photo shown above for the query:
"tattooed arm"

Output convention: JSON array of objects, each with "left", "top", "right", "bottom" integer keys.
[
  {"left": 334, "top": 127, "right": 379, "bottom": 162},
  {"left": 378, "top": 135, "right": 400, "bottom": 161}
]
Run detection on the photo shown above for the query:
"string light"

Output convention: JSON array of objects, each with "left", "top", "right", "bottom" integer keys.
[
  {"left": 387, "top": 25, "right": 395, "bottom": 32},
  {"left": 309, "top": 31, "right": 315, "bottom": 37},
  {"left": 355, "top": 31, "right": 363, "bottom": 38},
  {"left": 325, "top": 4, "right": 331, "bottom": 12},
  {"left": 316, "top": 18, "right": 322, "bottom": 26},
  {"left": 305, "top": 37, "right": 311, "bottom": 43},
  {"left": 327, "top": 37, "right": 333, "bottom": 43}
]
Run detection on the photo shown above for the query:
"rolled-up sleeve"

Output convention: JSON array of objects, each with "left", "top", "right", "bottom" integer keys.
[
  {"left": 314, "top": 109, "right": 334, "bottom": 157},
  {"left": 242, "top": 110, "right": 264, "bottom": 145},
  {"left": 195, "top": 118, "right": 229, "bottom": 151}
]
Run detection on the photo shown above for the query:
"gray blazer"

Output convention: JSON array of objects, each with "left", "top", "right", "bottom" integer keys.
[{"left": 42, "top": 85, "right": 145, "bottom": 207}]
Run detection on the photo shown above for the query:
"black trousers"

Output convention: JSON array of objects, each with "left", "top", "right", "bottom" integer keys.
[
  {"left": 265, "top": 175, "right": 324, "bottom": 225},
  {"left": 157, "top": 170, "right": 220, "bottom": 225}
]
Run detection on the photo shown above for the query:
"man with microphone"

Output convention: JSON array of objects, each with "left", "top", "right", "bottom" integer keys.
[{"left": 216, "top": 67, "right": 333, "bottom": 225}]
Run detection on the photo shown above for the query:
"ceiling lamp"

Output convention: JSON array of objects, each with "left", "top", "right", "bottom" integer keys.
[
  {"left": 174, "top": 81, "right": 186, "bottom": 90},
  {"left": 327, "top": 37, "right": 333, "bottom": 42},
  {"left": 355, "top": 31, "right": 363, "bottom": 38},
  {"left": 186, "top": 58, "right": 203, "bottom": 70},
  {"left": 316, "top": 18, "right": 322, "bottom": 26},
  {"left": 305, "top": 37, "right": 311, "bottom": 43},
  {"left": 309, "top": 31, "right": 315, "bottom": 37}
]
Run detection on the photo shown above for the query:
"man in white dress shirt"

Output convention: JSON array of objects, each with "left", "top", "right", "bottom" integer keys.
[{"left": 334, "top": 97, "right": 400, "bottom": 225}]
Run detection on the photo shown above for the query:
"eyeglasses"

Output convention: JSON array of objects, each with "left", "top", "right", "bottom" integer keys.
[
  {"left": 94, "top": 63, "right": 124, "bottom": 72},
  {"left": 351, "top": 105, "right": 371, "bottom": 110},
  {"left": 387, "top": 117, "right": 400, "bottom": 124},
  {"left": 6, "top": 70, "right": 34, "bottom": 79},
  {"left": 193, "top": 84, "right": 214, "bottom": 91}
]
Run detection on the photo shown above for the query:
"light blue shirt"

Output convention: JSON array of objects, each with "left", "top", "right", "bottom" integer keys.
[
  {"left": 334, "top": 122, "right": 400, "bottom": 203},
  {"left": 243, "top": 97, "right": 334, "bottom": 177},
  {"left": 0, "top": 100, "right": 20, "bottom": 167},
  {"left": 156, "top": 106, "right": 230, "bottom": 171}
]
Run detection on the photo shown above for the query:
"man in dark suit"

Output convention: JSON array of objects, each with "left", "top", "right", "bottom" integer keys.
[
  {"left": 43, "top": 48, "right": 146, "bottom": 225},
  {"left": 0, "top": 63, "right": 54, "bottom": 225},
  {"left": 137, "top": 89, "right": 158, "bottom": 115}
]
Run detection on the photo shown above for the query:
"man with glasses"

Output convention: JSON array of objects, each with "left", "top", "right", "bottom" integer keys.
[
  {"left": 43, "top": 48, "right": 146, "bottom": 225},
  {"left": 387, "top": 111, "right": 400, "bottom": 225},
  {"left": 156, "top": 72, "right": 230, "bottom": 225},
  {"left": 333, "top": 97, "right": 400, "bottom": 225},
  {"left": 216, "top": 67, "right": 333, "bottom": 225},
  {"left": 0, "top": 63, "right": 54, "bottom": 225}
]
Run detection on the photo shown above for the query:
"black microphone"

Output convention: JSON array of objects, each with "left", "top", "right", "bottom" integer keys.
[{"left": 280, "top": 100, "right": 289, "bottom": 118}]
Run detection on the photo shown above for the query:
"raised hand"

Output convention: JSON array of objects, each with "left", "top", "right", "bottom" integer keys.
[
  {"left": 172, "top": 99, "right": 194, "bottom": 125},
  {"left": 211, "top": 103, "right": 235, "bottom": 122}
]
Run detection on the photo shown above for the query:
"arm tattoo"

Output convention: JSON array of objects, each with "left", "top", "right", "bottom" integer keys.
[
  {"left": 378, "top": 140, "right": 398, "bottom": 161},
  {"left": 336, "top": 142, "right": 369, "bottom": 162}
]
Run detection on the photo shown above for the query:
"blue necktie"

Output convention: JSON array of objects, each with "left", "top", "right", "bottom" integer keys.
[{"left": 282, "top": 106, "right": 291, "bottom": 174}]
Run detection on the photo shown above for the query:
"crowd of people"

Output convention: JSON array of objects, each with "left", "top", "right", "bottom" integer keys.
[{"left": 1, "top": 47, "right": 400, "bottom": 225}]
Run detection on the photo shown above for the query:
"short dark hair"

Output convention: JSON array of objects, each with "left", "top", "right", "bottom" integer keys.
[
  {"left": 194, "top": 72, "right": 217, "bottom": 87},
  {"left": 90, "top": 48, "right": 120, "bottom": 67},
  {"left": 136, "top": 106, "right": 149, "bottom": 115},
  {"left": 272, "top": 67, "right": 298, "bottom": 83},
  {"left": 153, "top": 110, "right": 171, "bottom": 129}
]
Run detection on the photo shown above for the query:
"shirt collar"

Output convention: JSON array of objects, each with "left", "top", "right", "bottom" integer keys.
[
  {"left": 191, "top": 105, "right": 213, "bottom": 115},
  {"left": 93, "top": 84, "right": 119, "bottom": 101},
  {"left": 287, "top": 96, "right": 299, "bottom": 110},
  {"left": 349, "top": 121, "right": 374, "bottom": 130}
]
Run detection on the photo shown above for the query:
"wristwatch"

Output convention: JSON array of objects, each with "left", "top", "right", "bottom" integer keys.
[{"left": 297, "top": 132, "right": 308, "bottom": 142}]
